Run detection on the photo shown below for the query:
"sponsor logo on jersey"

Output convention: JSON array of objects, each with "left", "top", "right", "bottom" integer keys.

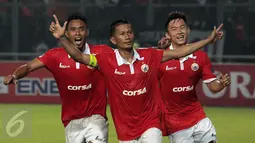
[
  {"left": 191, "top": 63, "right": 199, "bottom": 71},
  {"left": 141, "top": 64, "right": 149, "bottom": 73},
  {"left": 59, "top": 63, "right": 70, "bottom": 68},
  {"left": 123, "top": 87, "right": 147, "bottom": 96},
  {"left": 166, "top": 66, "right": 177, "bottom": 71},
  {"left": 114, "top": 69, "right": 126, "bottom": 75},
  {"left": 173, "top": 85, "right": 194, "bottom": 92},
  {"left": 67, "top": 84, "right": 92, "bottom": 90}
]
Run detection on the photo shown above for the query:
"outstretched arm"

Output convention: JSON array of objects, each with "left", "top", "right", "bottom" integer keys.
[
  {"left": 49, "top": 14, "right": 96, "bottom": 67},
  {"left": 162, "top": 37, "right": 211, "bottom": 61},
  {"left": 4, "top": 58, "right": 44, "bottom": 85},
  {"left": 162, "top": 24, "right": 224, "bottom": 62}
]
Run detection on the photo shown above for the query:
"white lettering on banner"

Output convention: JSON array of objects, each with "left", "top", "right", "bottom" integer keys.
[
  {"left": 123, "top": 87, "right": 147, "bottom": 96},
  {"left": 173, "top": 85, "right": 194, "bottom": 92},
  {"left": 203, "top": 71, "right": 255, "bottom": 99},
  {"left": 67, "top": 84, "right": 92, "bottom": 91},
  {"left": 230, "top": 72, "right": 255, "bottom": 99},
  {"left": 16, "top": 78, "right": 59, "bottom": 96},
  {"left": 0, "top": 76, "right": 8, "bottom": 94}
]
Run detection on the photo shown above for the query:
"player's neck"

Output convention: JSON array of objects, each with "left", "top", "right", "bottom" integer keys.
[
  {"left": 118, "top": 48, "right": 134, "bottom": 63},
  {"left": 78, "top": 43, "right": 86, "bottom": 52},
  {"left": 171, "top": 43, "right": 186, "bottom": 49}
]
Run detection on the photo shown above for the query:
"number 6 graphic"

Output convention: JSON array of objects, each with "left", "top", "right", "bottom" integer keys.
[{"left": 5, "top": 110, "right": 28, "bottom": 137}]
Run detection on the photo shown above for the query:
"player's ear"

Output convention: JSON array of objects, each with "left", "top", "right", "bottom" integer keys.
[
  {"left": 187, "top": 26, "right": 190, "bottom": 35},
  {"left": 110, "top": 36, "right": 116, "bottom": 45},
  {"left": 86, "top": 29, "right": 90, "bottom": 36},
  {"left": 65, "top": 31, "right": 69, "bottom": 38}
]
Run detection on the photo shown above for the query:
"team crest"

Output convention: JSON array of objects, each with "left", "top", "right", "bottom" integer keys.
[
  {"left": 191, "top": 63, "right": 199, "bottom": 71},
  {"left": 141, "top": 64, "right": 149, "bottom": 73}
]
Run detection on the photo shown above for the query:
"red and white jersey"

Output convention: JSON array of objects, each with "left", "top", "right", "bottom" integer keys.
[
  {"left": 38, "top": 44, "right": 113, "bottom": 127},
  {"left": 159, "top": 46, "right": 216, "bottom": 134},
  {"left": 95, "top": 48, "right": 163, "bottom": 141}
]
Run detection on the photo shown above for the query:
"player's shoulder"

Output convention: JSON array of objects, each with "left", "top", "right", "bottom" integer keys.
[
  {"left": 136, "top": 47, "right": 162, "bottom": 56},
  {"left": 47, "top": 47, "right": 64, "bottom": 53},
  {"left": 90, "top": 44, "right": 114, "bottom": 53},
  {"left": 194, "top": 50, "right": 208, "bottom": 57},
  {"left": 43, "top": 47, "right": 65, "bottom": 56},
  {"left": 136, "top": 47, "right": 157, "bottom": 52}
]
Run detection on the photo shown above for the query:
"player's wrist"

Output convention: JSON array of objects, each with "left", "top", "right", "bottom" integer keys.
[
  {"left": 219, "top": 80, "right": 226, "bottom": 88},
  {"left": 12, "top": 74, "right": 17, "bottom": 80},
  {"left": 58, "top": 35, "right": 66, "bottom": 40},
  {"left": 206, "top": 36, "right": 213, "bottom": 43}
]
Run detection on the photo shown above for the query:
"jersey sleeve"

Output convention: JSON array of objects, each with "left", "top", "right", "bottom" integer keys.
[
  {"left": 93, "top": 45, "right": 114, "bottom": 54},
  {"left": 95, "top": 53, "right": 109, "bottom": 74},
  {"left": 201, "top": 53, "right": 216, "bottom": 83},
  {"left": 150, "top": 48, "right": 164, "bottom": 68},
  {"left": 37, "top": 49, "right": 56, "bottom": 68}
]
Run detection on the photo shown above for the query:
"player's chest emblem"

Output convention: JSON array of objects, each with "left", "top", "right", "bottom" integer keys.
[
  {"left": 191, "top": 62, "right": 199, "bottom": 71},
  {"left": 141, "top": 64, "right": 149, "bottom": 73}
]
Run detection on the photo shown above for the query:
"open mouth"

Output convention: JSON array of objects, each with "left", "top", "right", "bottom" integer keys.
[
  {"left": 124, "top": 41, "right": 132, "bottom": 45},
  {"left": 177, "top": 35, "right": 185, "bottom": 40},
  {"left": 74, "top": 38, "right": 82, "bottom": 45}
]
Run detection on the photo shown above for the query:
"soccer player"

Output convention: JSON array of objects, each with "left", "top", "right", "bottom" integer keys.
[
  {"left": 159, "top": 11, "right": 231, "bottom": 143},
  {"left": 49, "top": 14, "right": 223, "bottom": 143},
  {"left": 4, "top": 13, "right": 113, "bottom": 143}
]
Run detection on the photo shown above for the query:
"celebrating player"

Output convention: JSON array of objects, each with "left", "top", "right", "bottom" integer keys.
[
  {"left": 159, "top": 11, "right": 230, "bottom": 143},
  {"left": 50, "top": 14, "right": 223, "bottom": 142},
  {"left": 4, "top": 13, "right": 112, "bottom": 143}
]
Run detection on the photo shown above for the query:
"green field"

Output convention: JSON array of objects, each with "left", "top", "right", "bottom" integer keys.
[{"left": 0, "top": 104, "right": 254, "bottom": 143}]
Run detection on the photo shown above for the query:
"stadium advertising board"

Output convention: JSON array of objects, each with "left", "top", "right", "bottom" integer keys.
[
  {"left": 0, "top": 62, "right": 60, "bottom": 104},
  {"left": 197, "top": 64, "right": 255, "bottom": 107},
  {"left": 0, "top": 62, "right": 254, "bottom": 106}
]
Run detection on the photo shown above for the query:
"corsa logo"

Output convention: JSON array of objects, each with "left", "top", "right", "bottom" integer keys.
[
  {"left": 123, "top": 87, "right": 147, "bottom": 96},
  {"left": 67, "top": 84, "right": 92, "bottom": 90},
  {"left": 173, "top": 85, "right": 194, "bottom": 92}
]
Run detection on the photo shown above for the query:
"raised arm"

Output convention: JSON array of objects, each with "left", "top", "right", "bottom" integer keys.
[
  {"left": 49, "top": 15, "right": 96, "bottom": 67},
  {"left": 162, "top": 24, "right": 224, "bottom": 62},
  {"left": 3, "top": 58, "right": 44, "bottom": 85},
  {"left": 58, "top": 37, "right": 91, "bottom": 65}
]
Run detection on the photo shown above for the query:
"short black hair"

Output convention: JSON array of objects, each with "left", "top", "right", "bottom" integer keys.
[
  {"left": 109, "top": 18, "right": 131, "bottom": 36},
  {"left": 66, "top": 12, "right": 88, "bottom": 30},
  {"left": 165, "top": 11, "right": 188, "bottom": 31}
]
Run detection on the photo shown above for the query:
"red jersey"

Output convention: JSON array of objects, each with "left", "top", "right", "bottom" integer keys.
[
  {"left": 159, "top": 48, "right": 216, "bottom": 134},
  {"left": 38, "top": 44, "right": 113, "bottom": 127},
  {"left": 95, "top": 48, "right": 163, "bottom": 140}
]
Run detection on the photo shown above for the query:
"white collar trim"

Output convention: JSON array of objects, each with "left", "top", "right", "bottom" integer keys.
[
  {"left": 115, "top": 49, "right": 144, "bottom": 66},
  {"left": 169, "top": 44, "right": 194, "bottom": 63},
  {"left": 68, "top": 43, "right": 90, "bottom": 58}
]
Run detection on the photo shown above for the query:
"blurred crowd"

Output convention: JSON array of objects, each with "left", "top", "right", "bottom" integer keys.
[{"left": 0, "top": 0, "right": 254, "bottom": 60}]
